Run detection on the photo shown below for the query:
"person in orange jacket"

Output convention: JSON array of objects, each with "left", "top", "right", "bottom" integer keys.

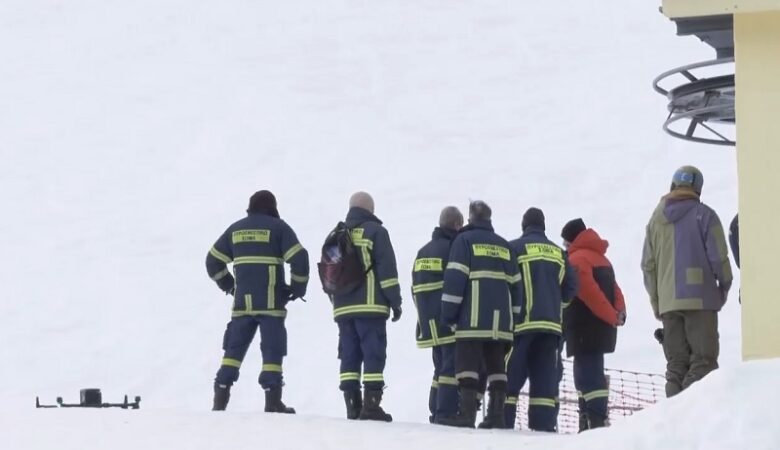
[{"left": 560, "top": 218, "right": 626, "bottom": 431}]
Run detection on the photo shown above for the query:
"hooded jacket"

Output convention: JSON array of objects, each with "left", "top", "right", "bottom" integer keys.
[
  {"left": 330, "top": 207, "right": 402, "bottom": 320},
  {"left": 641, "top": 189, "right": 733, "bottom": 317},
  {"left": 206, "top": 211, "right": 309, "bottom": 318},
  {"left": 563, "top": 228, "right": 625, "bottom": 356},
  {"left": 509, "top": 226, "right": 578, "bottom": 335},
  {"left": 440, "top": 220, "right": 522, "bottom": 343},
  {"left": 411, "top": 227, "right": 458, "bottom": 348}
]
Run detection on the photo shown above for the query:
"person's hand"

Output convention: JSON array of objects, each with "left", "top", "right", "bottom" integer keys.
[
  {"left": 391, "top": 306, "right": 402, "bottom": 322},
  {"left": 616, "top": 311, "right": 627, "bottom": 326}
]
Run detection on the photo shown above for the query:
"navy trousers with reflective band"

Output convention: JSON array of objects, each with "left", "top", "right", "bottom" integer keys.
[
  {"left": 337, "top": 317, "right": 387, "bottom": 391},
  {"left": 431, "top": 343, "right": 458, "bottom": 418},
  {"left": 573, "top": 352, "right": 609, "bottom": 422},
  {"left": 455, "top": 340, "right": 509, "bottom": 391},
  {"left": 504, "top": 333, "right": 560, "bottom": 431},
  {"left": 215, "top": 315, "right": 287, "bottom": 389}
]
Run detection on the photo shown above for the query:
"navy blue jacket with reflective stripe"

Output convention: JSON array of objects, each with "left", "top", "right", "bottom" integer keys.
[
  {"left": 330, "top": 207, "right": 402, "bottom": 321},
  {"left": 508, "top": 227, "right": 578, "bottom": 335},
  {"left": 412, "top": 227, "right": 457, "bottom": 348},
  {"left": 206, "top": 211, "right": 309, "bottom": 318},
  {"left": 440, "top": 220, "right": 522, "bottom": 343}
]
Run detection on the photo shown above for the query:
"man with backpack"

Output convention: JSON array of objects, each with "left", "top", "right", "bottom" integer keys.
[
  {"left": 437, "top": 200, "right": 522, "bottom": 429},
  {"left": 505, "top": 207, "right": 577, "bottom": 432},
  {"left": 411, "top": 206, "right": 464, "bottom": 424},
  {"left": 206, "top": 190, "right": 309, "bottom": 413},
  {"left": 318, "top": 191, "right": 402, "bottom": 422}
]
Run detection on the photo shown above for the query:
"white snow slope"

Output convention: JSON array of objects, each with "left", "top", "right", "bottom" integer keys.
[{"left": 0, "top": 0, "right": 751, "bottom": 448}]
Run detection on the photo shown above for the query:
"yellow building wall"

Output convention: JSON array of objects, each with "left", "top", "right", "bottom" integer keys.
[
  {"left": 734, "top": 11, "right": 780, "bottom": 360},
  {"left": 663, "top": 0, "right": 780, "bottom": 17}
]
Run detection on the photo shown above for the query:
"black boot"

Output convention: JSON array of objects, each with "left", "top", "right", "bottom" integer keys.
[
  {"left": 578, "top": 398, "right": 589, "bottom": 433},
  {"left": 436, "top": 388, "right": 478, "bottom": 428},
  {"left": 264, "top": 386, "right": 295, "bottom": 414},
  {"left": 212, "top": 383, "right": 230, "bottom": 411},
  {"left": 359, "top": 389, "right": 392, "bottom": 422},
  {"left": 587, "top": 412, "right": 608, "bottom": 429},
  {"left": 343, "top": 390, "right": 362, "bottom": 420},
  {"left": 428, "top": 386, "right": 437, "bottom": 423},
  {"left": 478, "top": 389, "right": 507, "bottom": 429}
]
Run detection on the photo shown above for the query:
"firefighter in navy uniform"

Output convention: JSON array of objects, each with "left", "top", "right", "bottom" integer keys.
[
  {"left": 438, "top": 200, "right": 523, "bottom": 429},
  {"left": 505, "top": 208, "right": 577, "bottom": 431},
  {"left": 206, "top": 190, "right": 309, "bottom": 412},
  {"left": 411, "top": 206, "right": 464, "bottom": 423},
  {"left": 331, "top": 192, "right": 403, "bottom": 422}
]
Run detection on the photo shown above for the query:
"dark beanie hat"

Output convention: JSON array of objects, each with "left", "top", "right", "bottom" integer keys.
[
  {"left": 522, "top": 207, "right": 545, "bottom": 231},
  {"left": 561, "top": 218, "right": 586, "bottom": 243},
  {"left": 247, "top": 190, "right": 279, "bottom": 218}
]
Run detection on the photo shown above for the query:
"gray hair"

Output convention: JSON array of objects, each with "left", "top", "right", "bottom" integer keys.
[
  {"left": 349, "top": 191, "right": 375, "bottom": 213},
  {"left": 439, "top": 206, "right": 464, "bottom": 231}
]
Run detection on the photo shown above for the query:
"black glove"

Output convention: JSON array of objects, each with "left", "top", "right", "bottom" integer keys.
[
  {"left": 216, "top": 274, "right": 235, "bottom": 296},
  {"left": 616, "top": 311, "right": 627, "bottom": 326},
  {"left": 654, "top": 328, "right": 664, "bottom": 345},
  {"left": 282, "top": 285, "right": 297, "bottom": 302},
  {"left": 391, "top": 305, "right": 402, "bottom": 322}
]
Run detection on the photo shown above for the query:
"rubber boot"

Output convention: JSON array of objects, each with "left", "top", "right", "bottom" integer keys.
[
  {"left": 504, "top": 402, "right": 517, "bottom": 430},
  {"left": 428, "top": 386, "right": 438, "bottom": 423},
  {"left": 578, "top": 397, "right": 589, "bottom": 433},
  {"left": 343, "top": 390, "right": 362, "bottom": 420},
  {"left": 587, "top": 411, "right": 608, "bottom": 430},
  {"left": 436, "top": 388, "right": 478, "bottom": 428},
  {"left": 264, "top": 386, "right": 295, "bottom": 414},
  {"left": 359, "top": 389, "right": 393, "bottom": 422},
  {"left": 478, "top": 389, "right": 507, "bottom": 429},
  {"left": 212, "top": 383, "right": 230, "bottom": 411}
]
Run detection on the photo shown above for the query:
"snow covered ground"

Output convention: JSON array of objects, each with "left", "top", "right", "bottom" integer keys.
[{"left": 0, "top": 0, "right": 752, "bottom": 448}]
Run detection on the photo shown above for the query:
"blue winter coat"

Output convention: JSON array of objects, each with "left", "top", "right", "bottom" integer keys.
[
  {"left": 206, "top": 211, "right": 309, "bottom": 318},
  {"left": 509, "top": 227, "right": 577, "bottom": 335},
  {"left": 440, "top": 220, "right": 522, "bottom": 343},
  {"left": 331, "top": 207, "right": 402, "bottom": 321},
  {"left": 412, "top": 227, "right": 457, "bottom": 348}
]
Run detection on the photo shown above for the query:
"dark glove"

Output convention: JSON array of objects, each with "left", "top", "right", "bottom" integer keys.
[
  {"left": 654, "top": 328, "right": 664, "bottom": 345},
  {"left": 391, "top": 305, "right": 402, "bottom": 322},
  {"left": 616, "top": 311, "right": 627, "bottom": 326},
  {"left": 282, "top": 285, "right": 297, "bottom": 302},
  {"left": 216, "top": 274, "right": 235, "bottom": 296}
]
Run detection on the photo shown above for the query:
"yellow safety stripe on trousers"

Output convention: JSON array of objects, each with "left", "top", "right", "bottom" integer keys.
[
  {"left": 233, "top": 256, "right": 283, "bottom": 265},
  {"left": 268, "top": 265, "right": 277, "bottom": 309},
  {"left": 231, "top": 309, "right": 287, "bottom": 318},
  {"left": 262, "top": 364, "right": 283, "bottom": 372},
  {"left": 412, "top": 281, "right": 444, "bottom": 294},
  {"left": 221, "top": 358, "right": 242, "bottom": 368},
  {"left": 469, "top": 271, "right": 512, "bottom": 282},
  {"left": 363, "top": 373, "right": 384, "bottom": 382},
  {"left": 290, "top": 272, "right": 309, "bottom": 283},
  {"left": 529, "top": 397, "right": 557, "bottom": 408},
  {"left": 446, "top": 262, "right": 470, "bottom": 275},
  {"left": 438, "top": 376, "right": 458, "bottom": 386},
  {"left": 333, "top": 305, "right": 390, "bottom": 319},
  {"left": 379, "top": 278, "right": 399, "bottom": 289},
  {"left": 514, "top": 321, "right": 562, "bottom": 334},
  {"left": 505, "top": 396, "right": 518, "bottom": 405},
  {"left": 209, "top": 247, "right": 232, "bottom": 264},
  {"left": 210, "top": 268, "right": 230, "bottom": 281},
  {"left": 431, "top": 380, "right": 439, "bottom": 389},
  {"left": 582, "top": 390, "right": 610, "bottom": 402},
  {"left": 522, "top": 261, "right": 533, "bottom": 323},
  {"left": 283, "top": 243, "right": 304, "bottom": 262},
  {"left": 340, "top": 372, "right": 361, "bottom": 381},
  {"left": 454, "top": 330, "right": 514, "bottom": 341},
  {"left": 470, "top": 280, "right": 479, "bottom": 328}
]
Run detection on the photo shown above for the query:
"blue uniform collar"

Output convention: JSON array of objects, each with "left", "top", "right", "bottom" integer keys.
[
  {"left": 432, "top": 227, "right": 458, "bottom": 241},
  {"left": 345, "top": 207, "right": 382, "bottom": 228},
  {"left": 463, "top": 219, "right": 494, "bottom": 233},
  {"left": 521, "top": 226, "right": 546, "bottom": 238}
]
